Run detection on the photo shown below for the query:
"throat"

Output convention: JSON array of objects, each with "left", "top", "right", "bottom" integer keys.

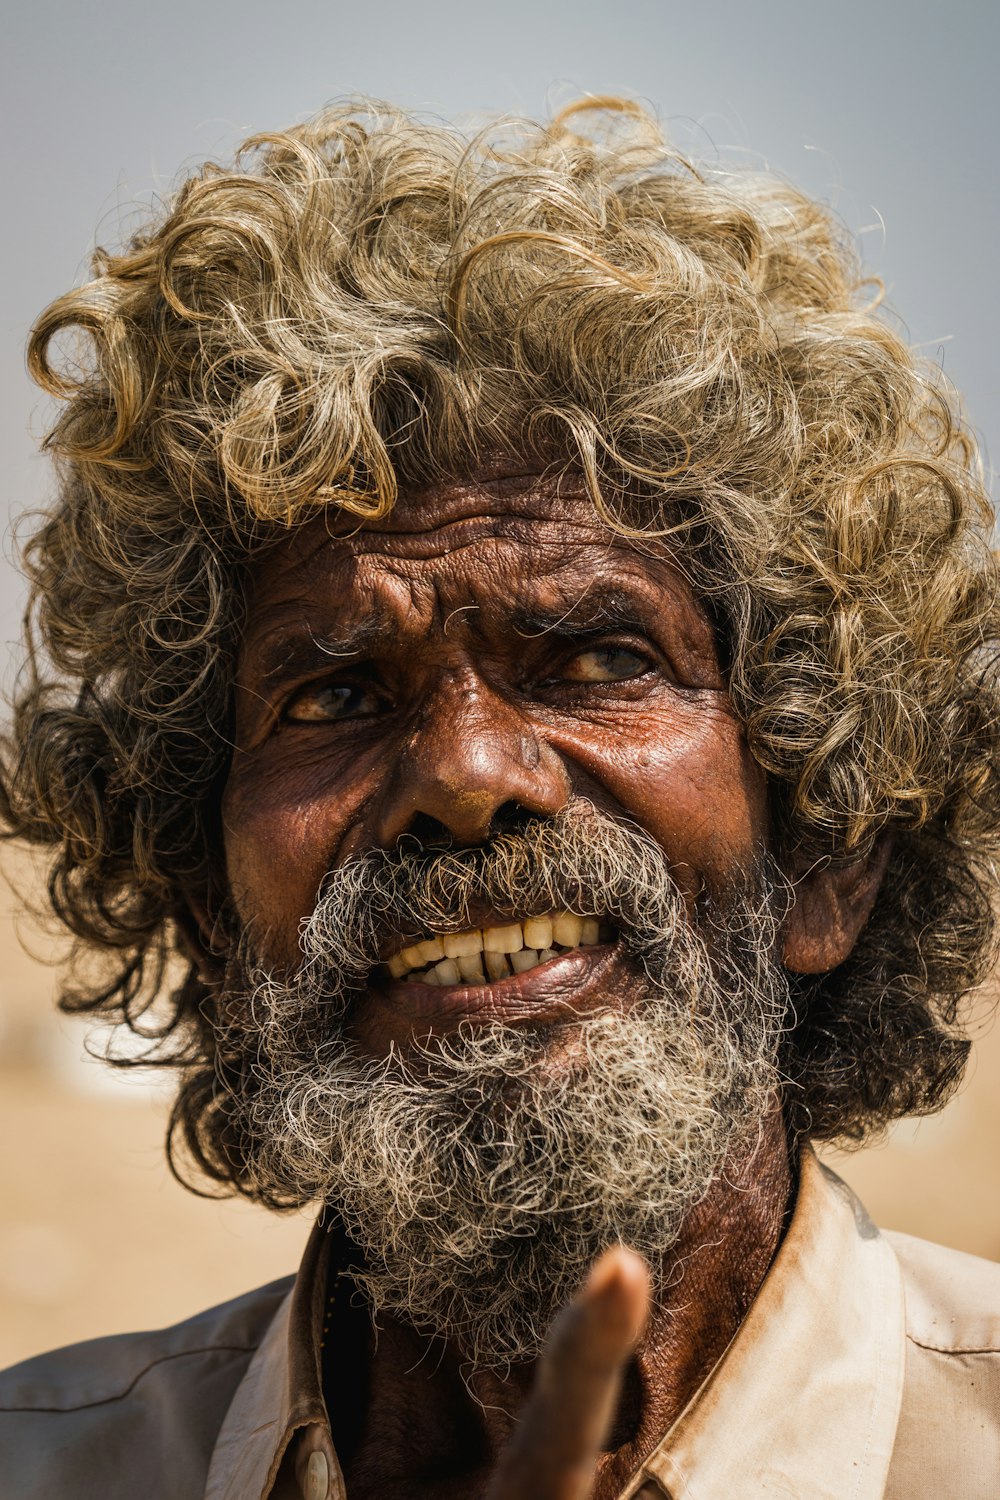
[
  {"left": 329, "top": 1310, "right": 494, "bottom": 1499},
  {"left": 322, "top": 1110, "right": 792, "bottom": 1498}
]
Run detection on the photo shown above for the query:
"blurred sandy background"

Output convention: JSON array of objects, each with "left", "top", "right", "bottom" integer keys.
[
  {"left": 2, "top": 840, "right": 998, "bottom": 1370},
  {"left": 0, "top": 846, "right": 311, "bottom": 1368},
  {"left": 3, "top": 0, "right": 998, "bottom": 1374}
]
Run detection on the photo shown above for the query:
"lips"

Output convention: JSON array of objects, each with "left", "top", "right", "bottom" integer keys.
[
  {"left": 384, "top": 912, "right": 614, "bottom": 985},
  {"left": 346, "top": 911, "right": 628, "bottom": 1052}
]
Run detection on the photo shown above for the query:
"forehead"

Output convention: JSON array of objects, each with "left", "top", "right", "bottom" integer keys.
[{"left": 241, "top": 470, "right": 718, "bottom": 663}]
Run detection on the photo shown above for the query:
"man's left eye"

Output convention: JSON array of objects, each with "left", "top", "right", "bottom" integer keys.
[
  {"left": 559, "top": 647, "right": 654, "bottom": 684},
  {"left": 284, "top": 682, "right": 384, "bottom": 723}
]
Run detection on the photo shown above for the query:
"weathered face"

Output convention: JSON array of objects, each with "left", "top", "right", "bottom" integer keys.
[{"left": 222, "top": 470, "right": 771, "bottom": 1054}]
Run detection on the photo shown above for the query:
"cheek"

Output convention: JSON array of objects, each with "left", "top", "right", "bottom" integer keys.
[
  {"left": 222, "top": 748, "right": 373, "bottom": 962},
  {"left": 548, "top": 701, "right": 769, "bottom": 895}
]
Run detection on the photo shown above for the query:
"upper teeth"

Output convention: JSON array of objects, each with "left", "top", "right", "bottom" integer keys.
[{"left": 385, "top": 912, "right": 607, "bottom": 985}]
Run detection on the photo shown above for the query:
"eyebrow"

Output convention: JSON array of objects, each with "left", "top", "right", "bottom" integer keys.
[
  {"left": 245, "top": 584, "right": 671, "bottom": 685},
  {"left": 510, "top": 587, "right": 660, "bottom": 641},
  {"left": 249, "top": 619, "right": 389, "bottom": 685}
]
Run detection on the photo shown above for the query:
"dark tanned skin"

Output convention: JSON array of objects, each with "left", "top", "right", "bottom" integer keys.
[{"left": 219, "top": 470, "right": 885, "bottom": 1499}]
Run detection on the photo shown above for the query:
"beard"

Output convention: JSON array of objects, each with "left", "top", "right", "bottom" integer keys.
[{"left": 216, "top": 801, "right": 791, "bottom": 1371}]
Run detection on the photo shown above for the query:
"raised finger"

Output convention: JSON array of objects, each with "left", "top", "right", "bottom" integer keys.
[{"left": 484, "top": 1245, "right": 650, "bottom": 1500}]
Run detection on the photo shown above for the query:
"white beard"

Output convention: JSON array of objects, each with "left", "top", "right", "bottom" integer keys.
[{"left": 220, "top": 802, "right": 789, "bottom": 1371}]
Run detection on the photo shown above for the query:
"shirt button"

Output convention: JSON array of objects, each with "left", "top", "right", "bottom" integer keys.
[{"left": 303, "top": 1449, "right": 330, "bottom": 1500}]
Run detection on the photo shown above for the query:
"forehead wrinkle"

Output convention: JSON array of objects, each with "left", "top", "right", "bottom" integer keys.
[
  {"left": 243, "top": 512, "right": 713, "bottom": 678},
  {"left": 313, "top": 503, "right": 622, "bottom": 565},
  {"left": 325, "top": 469, "right": 588, "bottom": 539}
]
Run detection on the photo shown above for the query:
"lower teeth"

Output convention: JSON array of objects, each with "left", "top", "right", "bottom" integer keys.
[
  {"left": 390, "top": 922, "right": 615, "bottom": 986},
  {"left": 416, "top": 944, "right": 564, "bottom": 985}
]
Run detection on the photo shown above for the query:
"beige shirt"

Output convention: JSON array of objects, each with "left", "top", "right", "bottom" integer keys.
[{"left": 2, "top": 1149, "right": 998, "bottom": 1498}]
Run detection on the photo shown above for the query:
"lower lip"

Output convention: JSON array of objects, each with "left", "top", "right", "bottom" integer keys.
[{"left": 353, "top": 942, "right": 625, "bottom": 1047}]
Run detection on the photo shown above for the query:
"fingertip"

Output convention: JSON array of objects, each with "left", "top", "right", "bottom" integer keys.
[
  {"left": 612, "top": 1245, "right": 652, "bottom": 1299},
  {"left": 586, "top": 1244, "right": 649, "bottom": 1295},
  {"left": 584, "top": 1245, "right": 651, "bottom": 1340}
]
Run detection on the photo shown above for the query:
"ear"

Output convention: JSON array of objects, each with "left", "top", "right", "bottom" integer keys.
[
  {"left": 783, "top": 837, "right": 892, "bottom": 975},
  {"left": 172, "top": 889, "right": 228, "bottom": 983}
]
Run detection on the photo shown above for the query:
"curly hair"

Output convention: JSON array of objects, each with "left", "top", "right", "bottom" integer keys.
[{"left": 4, "top": 96, "right": 999, "bottom": 1196}]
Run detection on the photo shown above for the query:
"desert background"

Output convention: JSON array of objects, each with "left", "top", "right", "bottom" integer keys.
[{"left": 2, "top": 838, "right": 999, "bottom": 1370}]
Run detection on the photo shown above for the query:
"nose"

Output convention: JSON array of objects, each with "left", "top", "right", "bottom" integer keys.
[{"left": 371, "top": 673, "right": 570, "bottom": 847}]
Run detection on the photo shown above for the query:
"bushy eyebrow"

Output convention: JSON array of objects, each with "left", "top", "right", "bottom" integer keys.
[
  {"left": 249, "top": 619, "right": 388, "bottom": 685},
  {"left": 248, "top": 585, "right": 669, "bottom": 682},
  {"left": 510, "top": 587, "right": 659, "bottom": 641},
  {"left": 245, "top": 580, "right": 688, "bottom": 689}
]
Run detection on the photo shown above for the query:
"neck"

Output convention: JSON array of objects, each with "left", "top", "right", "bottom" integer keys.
[{"left": 332, "top": 1105, "right": 792, "bottom": 1500}]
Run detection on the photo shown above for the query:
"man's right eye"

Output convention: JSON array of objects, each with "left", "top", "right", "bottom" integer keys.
[{"left": 283, "top": 681, "right": 385, "bottom": 724}]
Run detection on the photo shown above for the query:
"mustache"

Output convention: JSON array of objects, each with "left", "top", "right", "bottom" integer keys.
[
  {"left": 245, "top": 799, "right": 788, "bottom": 1002},
  {"left": 217, "top": 801, "right": 792, "bottom": 1361}
]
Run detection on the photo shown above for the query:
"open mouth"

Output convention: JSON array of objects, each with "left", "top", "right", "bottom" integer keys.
[{"left": 384, "top": 912, "right": 615, "bottom": 986}]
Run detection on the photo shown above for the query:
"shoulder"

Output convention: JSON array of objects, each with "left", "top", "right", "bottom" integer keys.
[
  {"left": 884, "top": 1231, "right": 1000, "bottom": 1499},
  {"left": 887, "top": 1229, "right": 1000, "bottom": 1353},
  {"left": 0, "top": 1275, "right": 293, "bottom": 1500}
]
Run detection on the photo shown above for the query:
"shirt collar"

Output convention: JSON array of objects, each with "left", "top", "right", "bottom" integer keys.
[
  {"left": 628, "top": 1148, "right": 906, "bottom": 1500},
  {"left": 204, "top": 1220, "right": 333, "bottom": 1500},
  {"left": 205, "top": 1148, "right": 906, "bottom": 1500}
]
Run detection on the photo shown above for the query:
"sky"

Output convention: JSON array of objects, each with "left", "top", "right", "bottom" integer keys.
[{"left": 3, "top": 0, "right": 997, "bottom": 652}]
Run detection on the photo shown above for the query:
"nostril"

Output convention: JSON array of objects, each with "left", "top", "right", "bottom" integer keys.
[
  {"left": 489, "top": 801, "right": 538, "bottom": 839},
  {"left": 398, "top": 803, "right": 534, "bottom": 852},
  {"left": 399, "top": 812, "right": 455, "bottom": 852}
]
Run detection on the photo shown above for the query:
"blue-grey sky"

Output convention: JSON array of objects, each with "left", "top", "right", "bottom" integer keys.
[{"left": 3, "top": 0, "right": 997, "bottom": 652}]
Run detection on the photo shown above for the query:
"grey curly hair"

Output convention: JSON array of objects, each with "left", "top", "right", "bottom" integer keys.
[{"left": 3, "top": 96, "right": 999, "bottom": 1196}]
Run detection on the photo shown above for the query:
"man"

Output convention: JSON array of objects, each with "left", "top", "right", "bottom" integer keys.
[{"left": 1, "top": 95, "right": 999, "bottom": 1498}]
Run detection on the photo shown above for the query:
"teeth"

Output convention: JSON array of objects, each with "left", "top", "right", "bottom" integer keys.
[
  {"left": 398, "top": 936, "right": 444, "bottom": 969},
  {"left": 386, "top": 911, "right": 610, "bottom": 985},
  {"left": 552, "top": 912, "right": 584, "bottom": 947},
  {"left": 415, "top": 937, "right": 446, "bottom": 964},
  {"left": 510, "top": 946, "right": 567, "bottom": 976},
  {"left": 483, "top": 923, "right": 524, "bottom": 955},
  {"left": 457, "top": 952, "right": 486, "bottom": 984},
  {"left": 522, "top": 916, "right": 553, "bottom": 950},
  {"left": 484, "top": 949, "right": 510, "bottom": 981},
  {"left": 443, "top": 930, "right": 484, "bottom": 958}
]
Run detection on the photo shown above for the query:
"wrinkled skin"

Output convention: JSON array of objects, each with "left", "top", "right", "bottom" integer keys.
[{"left": 219, "top": 470, "right": 883, "bottom": 1499}]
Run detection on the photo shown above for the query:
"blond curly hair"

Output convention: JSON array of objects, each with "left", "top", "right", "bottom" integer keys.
[{"left": 4, "top": 97, "right": 999, "bottom": 1193}]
